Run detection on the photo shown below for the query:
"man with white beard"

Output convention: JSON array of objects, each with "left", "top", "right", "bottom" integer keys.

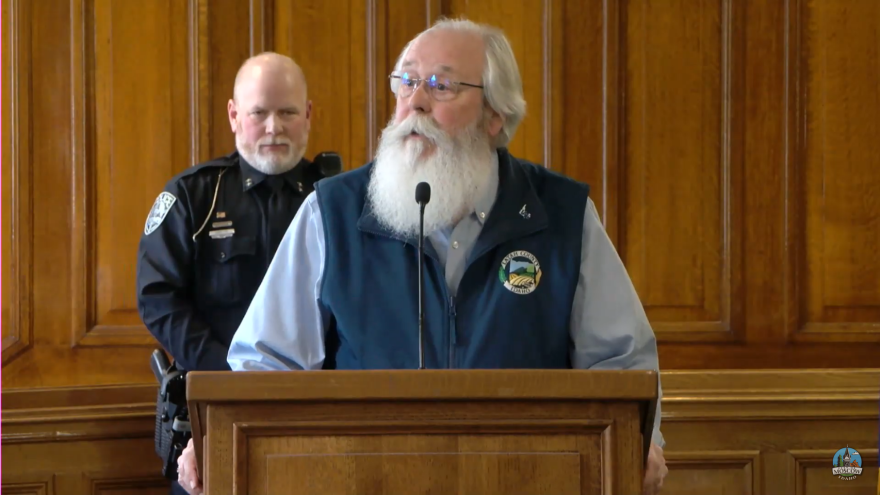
[
  {"left": 136, "top": 52, "right": 340, "bottom": 495},
  {"left": 177, "top": 19, "right": 668, "bottom": 495}
]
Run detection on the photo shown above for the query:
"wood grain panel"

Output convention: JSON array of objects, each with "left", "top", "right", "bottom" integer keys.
[
  {"left": 1, "top": 0, "right": 32, "bottom": 363},
  {"left": 2, "top": 385, "right": 168, "bottom": 495},
  {"left": 273, "top": 0, "right": 369, "bottom": 170},
  {"left": 446, "top": 0, "right": 548, "bottom": 166},
  {"left": 5, "top": 371, "right": 877, "bottom": 495},
  {"left": 71, "top": 0, "right": 193, "bottom": 347},
  {"left": 266, "top": 450, "right": 583, "bottom": 494},
  {"left": 558, "top": 0, "right": 613, "bottom": 236},
  {"left": 793, "top": 450, "right": 879, "bottom": 495},
  {"left": 793, "top": 0, "right": 880, "bottom": 342},
  {"left": 620, "top": 0, "right": 744, "bottom": 342},
  {"left": 664, "top": 451, "right": 759, "bottom": 495},
  {"left": 0, "top": 474, "right": 53, "bottom": 495},
  {"left": 660, "top": 370, "right": 880, "bottom": 495},
  {"left": 202, "top": 0, "right": 262, "bottom": 160},
  {"left": 370, "top": 0, "right": 439, "bottom": 160},
  {"left": 87, "top": 476, "right": 170, "bottom": 495}
]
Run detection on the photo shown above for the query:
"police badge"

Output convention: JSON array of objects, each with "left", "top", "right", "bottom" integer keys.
[{"left": 144, "top": 192, "right": 177, "bottom": 235}]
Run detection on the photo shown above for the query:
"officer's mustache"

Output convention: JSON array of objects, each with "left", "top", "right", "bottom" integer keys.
[
  {"left": 383, "top": 115, "right": 450, "bottom": 148},
  {"left": 257, "top": 136, "right": 293, "bottom": 149}
]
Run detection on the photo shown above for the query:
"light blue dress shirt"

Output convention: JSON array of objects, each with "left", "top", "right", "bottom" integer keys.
[{"left": 227, "top": 157, "right": 665, "bottom": 446}]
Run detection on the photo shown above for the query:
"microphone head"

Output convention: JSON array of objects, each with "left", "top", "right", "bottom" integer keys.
[{"left": 415, "top": 182, "right": 431, "bottom": 205}]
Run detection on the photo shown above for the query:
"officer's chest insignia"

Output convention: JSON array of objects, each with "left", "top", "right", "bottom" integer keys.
[
  {"left": 144, "top": 192, "right": 177, "bottom": 235},
  {"left": 498, "top": 250, "right": 542, "bottom": 295},
  {"left": 209, "top": 228, "right": 235, "bottom": 239}
]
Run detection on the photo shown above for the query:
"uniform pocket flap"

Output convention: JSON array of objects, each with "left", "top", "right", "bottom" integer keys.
[{"left": 207, "top": 235, "right": 256, "bottom": 263}]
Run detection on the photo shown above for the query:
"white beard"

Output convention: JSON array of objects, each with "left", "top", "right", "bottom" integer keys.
[
  {"left": 367, "top": 114, "right": 495, "bottom": 238},
  {"left": 236, "top": 133, "right": 306, "bottom": 175}
]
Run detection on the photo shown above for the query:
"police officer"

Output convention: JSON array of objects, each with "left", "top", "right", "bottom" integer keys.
[{"left": 136, "top": 52, "right": 337, "bottom": 495}]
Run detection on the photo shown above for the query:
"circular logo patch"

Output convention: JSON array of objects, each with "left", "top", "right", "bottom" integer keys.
[{"left": 498, "top": 250, "right": 542, "bottom": 295}]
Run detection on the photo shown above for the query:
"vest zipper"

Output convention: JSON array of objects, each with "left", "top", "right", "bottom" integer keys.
[{"left": 448, "top": 295, "right": 457, "bottom": 368}]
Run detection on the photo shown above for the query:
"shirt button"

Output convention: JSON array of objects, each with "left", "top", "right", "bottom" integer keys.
[
  {"left": 452, "top": 241, "right": 459, "bottom": 249},
  {"left": 479, "top": 212, "right": 486, "bottom": 219}
]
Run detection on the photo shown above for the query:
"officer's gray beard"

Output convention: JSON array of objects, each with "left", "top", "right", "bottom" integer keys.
[
  {"left": 236, "top": 133, "right": 306, "bottom": 175},
  {"left": 367, "top": 113, "right": 495, "bottom": 238}
]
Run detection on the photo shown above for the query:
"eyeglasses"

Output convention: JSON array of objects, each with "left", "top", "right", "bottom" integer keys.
[{"left": 389, "top": 72, "right": 484, "bottom": 102}]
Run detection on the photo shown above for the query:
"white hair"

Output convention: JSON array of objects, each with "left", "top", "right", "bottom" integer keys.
[{"left": 393, "top": 18, "right": 527, "bottom": 148}]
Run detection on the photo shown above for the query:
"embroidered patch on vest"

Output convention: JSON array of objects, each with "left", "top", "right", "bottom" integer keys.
[
  {"left": 144, "top": 191, "right": 177, "bottom": 235},
  {"left": 498, "top": 250, "right": 542, "bottom": 295}
]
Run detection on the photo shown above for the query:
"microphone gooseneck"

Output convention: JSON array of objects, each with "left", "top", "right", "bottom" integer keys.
[{"left": 415, "top": 182, "right": 431, "bottom": 370}]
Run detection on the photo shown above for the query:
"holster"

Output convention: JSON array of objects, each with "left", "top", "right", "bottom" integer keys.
[{"left": 151, "top": 350, "right": 192, "bottom": 480}]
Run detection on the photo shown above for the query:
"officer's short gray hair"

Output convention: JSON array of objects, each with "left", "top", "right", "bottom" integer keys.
[{"left": 394, "top": 18, "right": 527, "bottom": 148}]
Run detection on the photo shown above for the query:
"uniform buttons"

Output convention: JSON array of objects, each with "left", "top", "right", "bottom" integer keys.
[{"left": 452, "top": 241, "right": 459, "bottom": 249}]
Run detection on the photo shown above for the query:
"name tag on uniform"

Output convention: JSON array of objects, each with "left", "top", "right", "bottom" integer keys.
[{"left": 209, "top": 228, "right": 235, "bottom": 239}]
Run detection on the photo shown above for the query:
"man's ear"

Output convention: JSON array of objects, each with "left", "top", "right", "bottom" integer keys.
[
  {"left": 486, "top": 108, "right": 504, "bottom": 141},
  {"left": 227, "top": 99, "right": 238, "bottom": 133}
]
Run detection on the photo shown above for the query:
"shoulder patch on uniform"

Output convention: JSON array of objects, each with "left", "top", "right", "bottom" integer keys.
[{"left": 144, "top": 192, "right": 177, "bottom": 235}]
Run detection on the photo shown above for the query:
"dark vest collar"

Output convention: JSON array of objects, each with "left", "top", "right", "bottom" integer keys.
[{"left": 356, "top": 148, "right": 549, "bottom": 260}]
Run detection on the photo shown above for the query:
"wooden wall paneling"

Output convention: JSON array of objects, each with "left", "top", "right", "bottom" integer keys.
[
  {"left": 271, "top": 0, "right": 442, "bottom": 171},
  {"left": 619, "top": 0, "right": 746, "bottom": 344},
  {"left": 559, "top": 0, "right": 614, "bottom": 236},
  {"left": 204, "top": 0, "right": 266, "bottom": 159},
  {"left": 1, "top": 385, "right": 169, "bottom": 495},
  {"left": 273, "top": 0, "right": 364, "bottom": 169},
  {"left": 72, "top": 0, "right": 193, "bottom": 347},
  {"left": 1, "top": 0, "right": 197, "bottom": 388},
  {"left": 372, "top": 0, "right": 442, "bottom": 160},
  {"left": 1, "top": 0, "right": 32, "bottom": 364},
  {"left": 656, "top": 0, "right": 880, "bottom": 368},
  {"left": 659, "top": 370, "right": 880, "bottom": 495},
  {"left": 792, "top": 0, "right": 880, "bottom": 344},
  {"left": 446, "top": 0, "right": 550, "bottom": 168}
]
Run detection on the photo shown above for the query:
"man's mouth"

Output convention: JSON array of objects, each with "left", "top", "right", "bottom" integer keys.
[{"left": 260, "top": 143, "right": 289, "bottom": 150}]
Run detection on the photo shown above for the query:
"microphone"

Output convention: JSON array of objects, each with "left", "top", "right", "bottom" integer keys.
[{"left": 415, "top": 182, "right": 431, "bottom": 370}]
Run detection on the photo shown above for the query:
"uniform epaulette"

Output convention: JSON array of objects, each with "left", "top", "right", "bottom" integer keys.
[{"left": 173, "top": 153, "right": 238, "bottom": 182}]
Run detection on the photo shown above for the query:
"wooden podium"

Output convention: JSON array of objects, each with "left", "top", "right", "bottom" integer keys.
[{"left": 187, "top": 369, "right": 657, "bottom": 495}]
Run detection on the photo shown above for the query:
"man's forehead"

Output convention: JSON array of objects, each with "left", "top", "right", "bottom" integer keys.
[
  {"left": 400, "top": 31, "right": 483, "bottom": 76},
  {"left": 400, "top": 61, "right": 457, "bottom": 74}
]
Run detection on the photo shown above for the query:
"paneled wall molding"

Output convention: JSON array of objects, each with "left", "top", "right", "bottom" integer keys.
[
  {"left": 4, "top": 371, "right": 877, "bottom": 494},
  {"left": 1, "top": 0, "right": 33, "bottom": 364}
]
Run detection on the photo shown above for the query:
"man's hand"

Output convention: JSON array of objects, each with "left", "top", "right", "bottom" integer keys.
[
  {"left": 177, "top": 438, "right": 202, "bottom": 495},
  {"left": 643, "top": 441, "right": 668, "bottom": 495}
]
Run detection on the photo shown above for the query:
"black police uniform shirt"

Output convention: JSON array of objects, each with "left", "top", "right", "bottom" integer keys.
[{"left": 136, "top": 151, "right": 325, "bottom": 372}]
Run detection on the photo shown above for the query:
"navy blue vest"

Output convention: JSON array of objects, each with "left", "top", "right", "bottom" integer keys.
[{"left": 314, "top": 149, "right": 590, "bottom": 370}]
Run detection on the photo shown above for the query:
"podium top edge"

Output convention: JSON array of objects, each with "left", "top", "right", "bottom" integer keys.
[{"left": 186, "top": 369, "right": 659, "bottom": 403}]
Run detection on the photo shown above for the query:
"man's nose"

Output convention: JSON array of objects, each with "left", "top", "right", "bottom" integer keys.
[
  {"left": 408, "top": 83, "right": 431, "bottom": 114},
  {"left": 265, "top": 113, "right": 283, "bottom": 134}
]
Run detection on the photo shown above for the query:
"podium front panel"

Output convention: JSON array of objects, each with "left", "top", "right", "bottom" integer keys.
[{"left": 205, "top": 400, "right": 642, "bottom": 495}]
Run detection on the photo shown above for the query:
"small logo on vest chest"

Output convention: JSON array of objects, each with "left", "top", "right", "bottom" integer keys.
[{"left": 498, "top": 250, "right": 542, "bottom": 295}]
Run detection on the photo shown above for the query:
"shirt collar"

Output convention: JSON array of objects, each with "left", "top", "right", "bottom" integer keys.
[
  {"left": 239, "top": 155, "right": 308, "bottom": 193},
  {"left": 472, "top": 150, "right": 500, "bottom": 225}
]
